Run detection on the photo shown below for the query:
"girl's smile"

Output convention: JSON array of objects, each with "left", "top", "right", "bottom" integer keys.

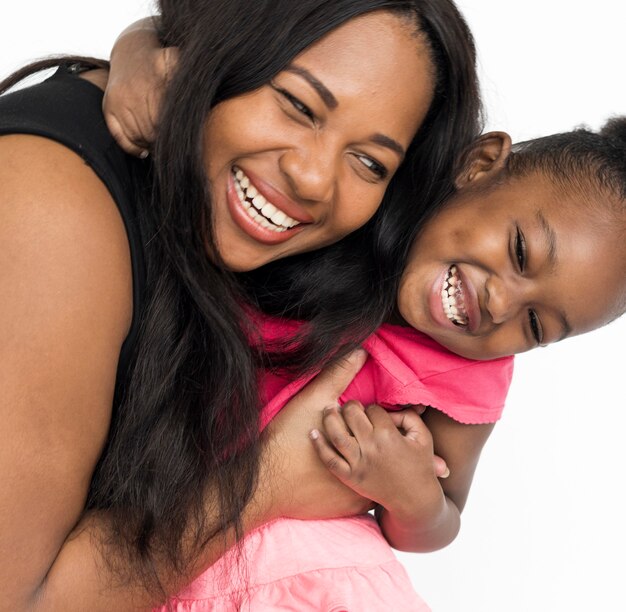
[
  {"left": 201, "top": 11, "right": 435, "bottom": 271},
  {"left": 397, "top": 134, "right": 625, "bottom": 360},
  {"left": 431, "top": 264, "right": 481, "bottom": 333}
]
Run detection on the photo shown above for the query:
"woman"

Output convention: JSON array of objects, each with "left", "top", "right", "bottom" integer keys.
[{"left": 0, "top": 0, "right": 481, "bottom": 608}]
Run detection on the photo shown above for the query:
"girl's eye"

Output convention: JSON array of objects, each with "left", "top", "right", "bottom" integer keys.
[
  {"left": 515, "top": 227, "right": 527, "bottom": 272},
  {"left": 276, "top": 87, "right": 315, "bottom": 121},
  {"left": 528, "top": 309, "right": 543, "bottom": 344},
  {"left": 356, "top": 154, "right": 388, "bottom": 180}
]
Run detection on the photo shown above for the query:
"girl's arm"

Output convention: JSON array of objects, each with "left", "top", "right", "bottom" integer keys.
[
  {"left": 380, "top": 407, "right": 494, "bottom": 552},
  {"left": 103, "top": 18, "right": 175, "bottom": 157},
  {"left": 310, "top": 402, "right": 494, "bottom": 552}
]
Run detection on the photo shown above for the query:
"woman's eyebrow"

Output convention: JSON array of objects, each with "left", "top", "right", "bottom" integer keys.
[
  {"left": 285, "top": 64, "right": 338, "bottom": 109},
  {"left": 369, "top": 133, "right": 405, "bottom": 159},
  {"left": 284, "top": 64, "right": 405, "bottom": 159}
]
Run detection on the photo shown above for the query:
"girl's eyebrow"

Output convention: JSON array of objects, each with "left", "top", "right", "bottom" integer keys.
[
  {"left": 284, "top": 64, "right": 338, "bottom": 109},
  {"left": 537, "top": 210, "right": 558, "bottom": 272},
  {"left": 536, "top": 210, "right": 572, "bottom": 341}
]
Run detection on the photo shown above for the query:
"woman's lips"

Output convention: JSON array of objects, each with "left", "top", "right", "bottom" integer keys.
[
  {"left": 226, "top": 168, "right": 308, "bottom": 245},
  {"left": 239, "top": 166, "right": 315, "bottom": 224}
]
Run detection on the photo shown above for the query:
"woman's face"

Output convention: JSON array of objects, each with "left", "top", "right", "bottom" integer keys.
[
  {"left": 397, "top": 172, "right": 624, "bottom": 360},
  {"left": 203, "top": 11, "right": 434, "bottom": 271}
]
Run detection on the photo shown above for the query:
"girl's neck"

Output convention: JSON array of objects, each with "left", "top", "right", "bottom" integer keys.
[{"left": 386, "top": 307, "right": 411, "bottom": 328}]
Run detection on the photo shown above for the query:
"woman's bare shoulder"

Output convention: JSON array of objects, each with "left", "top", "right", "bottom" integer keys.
[
  {"left": 0, "top": 132, "right": 132, "bottom": 308},
  {"left": 0, "top": 133, "right": 134, "bottom": 602}
]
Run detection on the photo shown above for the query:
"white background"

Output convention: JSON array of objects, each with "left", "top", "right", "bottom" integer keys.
[{"left": 2, "top": 2, "right": 625, "bottom": 611}]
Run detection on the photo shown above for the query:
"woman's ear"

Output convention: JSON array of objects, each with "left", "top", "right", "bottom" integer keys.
[{"left": 454, "top": 132, "right": 513, "bottom": 189}]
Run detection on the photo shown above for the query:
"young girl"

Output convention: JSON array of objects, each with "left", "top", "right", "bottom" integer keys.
[
  {"left": 161, "top": 119, "right": 625, "bottom": 610},
  {"left": 0, "top": 1, "right": 484, "bottom": 608}
]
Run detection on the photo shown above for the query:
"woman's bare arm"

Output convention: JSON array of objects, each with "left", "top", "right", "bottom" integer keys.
[
  {"left": 0, "top": 165, "right": 367, "bottom": 608},
  {"left": 0, "top": 134, "right": 132, "bottom": 608}
]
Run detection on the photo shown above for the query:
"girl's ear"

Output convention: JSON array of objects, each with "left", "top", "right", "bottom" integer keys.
[{"left": 454, "top": 132, "right": 513, "bottom": 189}]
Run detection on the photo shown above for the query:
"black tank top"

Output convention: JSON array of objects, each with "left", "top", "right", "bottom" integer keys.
[{"left": 0, "top": 65, "right": 147, "bottom": 397}]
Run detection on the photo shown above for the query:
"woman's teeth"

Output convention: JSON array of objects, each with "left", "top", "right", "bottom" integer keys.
[
  {"left": 233, "top": 168, "right": 300, "bottom": 232},
  {"left": 441, "top": 265, "right": 468, "bottom": 327}
]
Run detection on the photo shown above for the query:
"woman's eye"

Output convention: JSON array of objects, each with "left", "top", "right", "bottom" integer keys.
[
  {"left": 528, "top": 309, "right": 543, "bottom": 344},
  {"left": 277, "top": 88, "right": 315, "bottom": 121},
  {"left": 356, "top": 155, "right": 388, "bottom": 180},
  {"left": 515, "top": 227, "right": 527, "bottom": 272}
]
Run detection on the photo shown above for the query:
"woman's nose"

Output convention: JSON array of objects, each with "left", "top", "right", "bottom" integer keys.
[
  {"left": 279, "top": 144, "right": 337, "bottom": 204},
  {"left": 485, "top": 275, "right": 524, "bottom": 324}
]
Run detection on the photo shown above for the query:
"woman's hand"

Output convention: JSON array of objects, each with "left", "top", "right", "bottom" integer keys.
[
  {"left": 310, "top": 402, "right": 448, "bottom": 521},
  {"left": 257, "top": 350, "right": 377, "bottom": 522},
  {"left": 103, "top": 18, "right": 178, "bottom": 157}
]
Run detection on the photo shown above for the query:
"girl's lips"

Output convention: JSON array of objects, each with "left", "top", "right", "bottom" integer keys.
[
  {"left": 226, "top": 172, "right": 306, "bottom": 245},
  {"left": 428, "top": 265, "right": 481, "bottom": 333},
  {"left": 455, "top": 266, "right": 481, "bottom": 333}
]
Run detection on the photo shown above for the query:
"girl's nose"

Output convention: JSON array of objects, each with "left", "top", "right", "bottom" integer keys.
[
  {"left": 485, "top": 275, "right": 524, "bottom": 325},
  {"left": 279, "top": 144, "right": 337, "bottom": 205}
]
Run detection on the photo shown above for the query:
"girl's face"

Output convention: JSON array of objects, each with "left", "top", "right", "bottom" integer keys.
[
  {"left": 397, "top": 172, "right": 624, "bottom": 360},
  {"left": 203, "top": 11, "right": 434, "bottom": 271}
]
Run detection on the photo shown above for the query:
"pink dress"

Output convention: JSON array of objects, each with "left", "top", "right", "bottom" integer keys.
[
  {"left": 159, "top": 322, "right": 513, "bottom": 611},
  {"left": 158, "top": 515, "right": 431, "bottom": 611}
]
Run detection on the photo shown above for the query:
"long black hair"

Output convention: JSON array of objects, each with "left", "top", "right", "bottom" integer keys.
[
  {"left": 1, "top": 0, "right": 482, "bottom": 591},
  {"left": 93, "top": 0, "right": 483, "bottom": 587}
]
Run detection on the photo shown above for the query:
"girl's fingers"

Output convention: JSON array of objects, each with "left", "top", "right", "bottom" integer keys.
[
  {"left": 364, "top": 403, "right": 398, "bottom": 433},
  {"left": 387, "top": 407, "right": 432, "bottom": 442},
  {"left": 104, "top": 112, "right": 147, "bottom": 158},
  {"left": 341, "top": 400, "right": 374, "bottom": 440},
  {"left": 321, "top": 405, "right": 361, "bottom": 464},
  {"left": 161, "top": 46, "right": 180, "bottom": 82},
  {"left": 387, "top": 408, "right": 448, "bottom": 477},
  {"left": 309, "top": 428, "right": 351, "bottom": 480},
  {"left": 433, "top": 454, "right": 450, "bottom": 479}
]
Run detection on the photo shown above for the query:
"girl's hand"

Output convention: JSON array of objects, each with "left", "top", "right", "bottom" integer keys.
[
  {"left": 258, "top": 350, "right": 377, "bottom": 521},
  {"left": 103, "top": 18, "right": 178, "bottom": 157},
  {"left": 310, "top": 402, "right": 446, "bottom": 522}
]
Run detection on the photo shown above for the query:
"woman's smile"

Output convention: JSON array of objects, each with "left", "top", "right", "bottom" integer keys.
[
  {"left": 227, "top": 166, "right": 311, "bottom": 245},
  {"left": 202, "top": 11, "right": 435, "bottom": 271}
]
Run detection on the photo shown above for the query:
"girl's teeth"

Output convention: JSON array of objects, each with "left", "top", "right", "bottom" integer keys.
[
  {"left": 233, "top": 168, "right": 299, "bottom": 232},
  {"left": 441, "top": 265, "right": 468, "bottom": 327}
]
